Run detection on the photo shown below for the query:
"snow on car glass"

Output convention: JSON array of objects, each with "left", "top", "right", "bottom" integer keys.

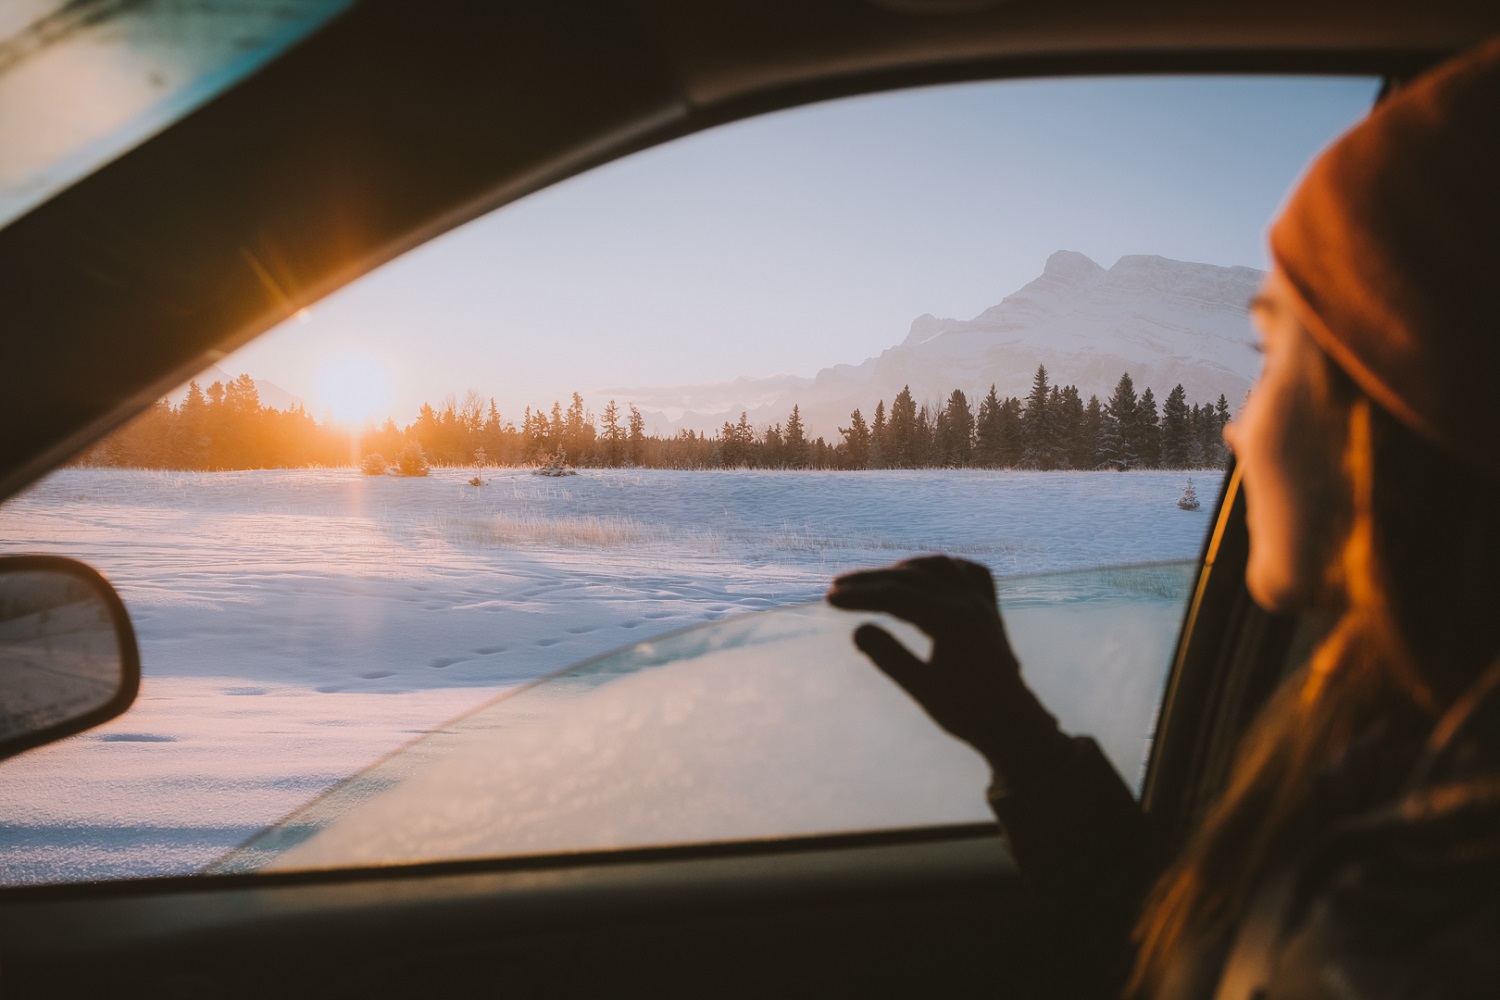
[{"left": 0, "top": 75, "right": 1378, "bottom": 885}]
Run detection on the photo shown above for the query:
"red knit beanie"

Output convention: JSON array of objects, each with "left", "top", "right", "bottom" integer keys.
[{"left": 1270, "top": 36, "right": 1500, "bottom": 480}]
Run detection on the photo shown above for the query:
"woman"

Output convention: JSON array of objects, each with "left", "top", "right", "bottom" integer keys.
[{"left": 829, "top": 37, "right": 1500, "bottom": 1000}]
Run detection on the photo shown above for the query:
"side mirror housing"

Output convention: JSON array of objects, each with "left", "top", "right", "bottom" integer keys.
[{"left": 0, "top": 555, "right": 140, "bottom": 760}]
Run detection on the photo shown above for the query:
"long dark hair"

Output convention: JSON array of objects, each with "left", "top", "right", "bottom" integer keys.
[{"left": 1129, "top": 348, "right": 1500, "bottom": 994}]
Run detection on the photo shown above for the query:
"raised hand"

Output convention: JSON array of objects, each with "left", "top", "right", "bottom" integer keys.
[{"left": 826, "top": 555, "right": 1064, "bottom": 782}]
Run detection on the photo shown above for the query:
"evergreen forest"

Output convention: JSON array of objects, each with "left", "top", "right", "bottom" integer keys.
[{"left": 77, "top": 365, "right": 1234, "bottom": 473}]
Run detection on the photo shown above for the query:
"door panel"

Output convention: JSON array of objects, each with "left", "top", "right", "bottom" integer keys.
[{"left": 0, "top": 833, "right": 1061, "bottom": 999}]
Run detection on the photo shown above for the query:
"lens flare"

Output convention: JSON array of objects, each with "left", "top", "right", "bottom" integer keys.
[{"left": 313, "top": 353, "right": 391, "bottom": 427}]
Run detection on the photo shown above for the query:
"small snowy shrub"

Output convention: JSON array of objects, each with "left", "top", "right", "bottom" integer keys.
[
  {"left": 360, "top": 453, "right": 388, "bottom": 476},
  {"left": 396, "top": 442, "right": 430, "bottom": 477},
  {"left": 531, "top": 448, "right": 578, "bottom": 477}
]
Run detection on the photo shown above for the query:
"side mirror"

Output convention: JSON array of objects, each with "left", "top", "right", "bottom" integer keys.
[{"left": 0, "top": 555, "right": 140, "bottom": 760}]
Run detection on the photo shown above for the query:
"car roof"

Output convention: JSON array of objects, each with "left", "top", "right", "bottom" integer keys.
[{"left": 3, "top": 0, "right": 1497, "bottom": 500}]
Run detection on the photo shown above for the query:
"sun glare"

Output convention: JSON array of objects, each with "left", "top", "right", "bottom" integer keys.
[{"left": 314, "top": 353, "right": 392, "bottom": 427}]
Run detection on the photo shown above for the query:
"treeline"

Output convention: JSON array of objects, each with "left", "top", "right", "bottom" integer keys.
[
  {"left": 369, "top": 366, "right": 1229, "bottom": 471},
  {"left": 78, "top": 365, "right": 1232, "bottom": 472},
  {"left": 75, "top": 375, "right": 352, "bottom": 469}
]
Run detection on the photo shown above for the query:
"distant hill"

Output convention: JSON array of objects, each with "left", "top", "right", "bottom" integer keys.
[{"left": 612, "top": 251, "right": 1264, "bottom": 438}]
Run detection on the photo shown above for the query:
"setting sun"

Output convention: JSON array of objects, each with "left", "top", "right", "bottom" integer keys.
[{"left": 313, "top": 353, "right": 392, "bottom": 427}]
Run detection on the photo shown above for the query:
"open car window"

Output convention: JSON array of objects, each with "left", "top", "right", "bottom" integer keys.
[
  {"left": 0, "top": 74, "right": 1377, "bottom": 885},
  {"left": 217, "top": 567, "right": 1194, "bottom": 873}
]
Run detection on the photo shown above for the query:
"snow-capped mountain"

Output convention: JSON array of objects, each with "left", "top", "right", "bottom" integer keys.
[{"left": 617, "top": 251, "right": 1264, "bottom": 439}]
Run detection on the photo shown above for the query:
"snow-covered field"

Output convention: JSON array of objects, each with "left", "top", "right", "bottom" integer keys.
[{"left": 0, "top": 467, "right": 1216, "bottom": 885}]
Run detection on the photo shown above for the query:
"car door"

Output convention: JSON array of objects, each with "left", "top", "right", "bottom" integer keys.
[
  {"left": 0, "top": 2, "right": 1477, "bottom": 996},
  {"left": 0, "top": 481, "right": 1255, "bottom": 999}
]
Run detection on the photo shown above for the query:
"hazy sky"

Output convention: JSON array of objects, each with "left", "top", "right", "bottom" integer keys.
[{"left": 228, "top": 74, "right": 1379, "bottom": 427}]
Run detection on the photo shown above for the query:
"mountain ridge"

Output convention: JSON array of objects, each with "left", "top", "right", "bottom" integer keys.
[{"left": 608, "top": 250, "right": 1264, "bottom": 439}]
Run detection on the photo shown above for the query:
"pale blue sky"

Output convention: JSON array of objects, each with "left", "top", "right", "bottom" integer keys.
[{"left": 229, "top": 74, "right": 1379, "bottom": 427}]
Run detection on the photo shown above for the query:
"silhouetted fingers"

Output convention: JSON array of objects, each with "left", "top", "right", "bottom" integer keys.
[
  {"left": 833, "top": 555, "right": 969, "bottom": 588},
  {"left": 912, "top": 555, "right": 998, "bottom": 603},
  {"left": 829, "top": 566, "right": 930, "bottom": 592},
  {"left": 826, "top": 581, "right": 950, "bottom": 635},
  {"left": 833, "top": 557, "right": 995, "bottom": 603},
  {"left": 877, "top": 556, "right": 984, "bottom": 596},
  {"left": 957, "top": 559, "right": 998, "bottom": 603},
  {"left": 897, "top": 554, "right": 968, "bottom": 578},
  {"left": 852, "top": 624, "right": 934, "bottom": 705}
]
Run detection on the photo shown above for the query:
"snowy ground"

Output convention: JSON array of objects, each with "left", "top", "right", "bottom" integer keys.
[{"left": 0, "top": 467, "right": 1218, "bottom": 885}]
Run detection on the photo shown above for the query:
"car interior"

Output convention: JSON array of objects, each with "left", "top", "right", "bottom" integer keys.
[{"left": 2, "top": 1, "right": 1498, "bottom": 996}]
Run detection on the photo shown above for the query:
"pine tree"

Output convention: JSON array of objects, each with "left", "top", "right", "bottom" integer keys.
[
  {"left": 975, "top": 385, "right": 1004, "bottom": 467},
  {"left": 839, "top": 408, "right": 871, "bottom": 469},
  {"left": 811, "top": 437, "right": 831, "bottom": 470},
  {"left": 1203, "top": 393, "right": 1232, "bottom": 468},
  {"left": 939, "top": 389, "right": 974, "bottom": 466},
  {"left": 174, "top": 380, "right": 210, "bottom": 469},
  {"left": 563, "top": 392, "right": 593, "bottom": 459},
  {"left": 1055, "top": 385, "right": 1085, "bottom": 469},
  {"left": 601, "top": 399, "right": 624, "bottom": 466},
  {"left": 1097, "top": 409, "right": 1124, "bottom": 471},
  {"left": 1191, "top": 401, "right": 1216, "bottom": 468},
  {"left": 1021, "top": 364, "right": 1053, "bottom": 469},
  {"left": 228, "top": 373, "right": 261, "bottom": 412},
  {"left": 888, "top": 386, "right": 917, "bottom": 467},
  {"left": 914, "top": 403, "right": 936, "bottom": 468},
  {"left": 721, "top": 412, "right": 752, "bottom": 467},
  {"left": 1161, "top": 384, "right": 1191, "bottom": 468},
  {"left": 736, "top": 412, "right": 755, "bottom": 467},
  {"left": 1186, "top": 403, "right": 1207, "bottom": 467},
  {"left": 718, "top": 419, "right": 738, "bottom": 467},
  {"left": 1137, "top": 386, "right": 1161, "bottom": 469},
  {"left": 483, "top": 398, "right": 504, "bottom": 462},
  {"left": 549, "top": 400, "right": 565, "bottom": 452},
  {"left": 870, "top": 399, "right": 887, "bottom": 468},
  {"left": 1103, "top": 372, "right": 1139, "bottom": 470},
  {"left": 220, "top": 374, "right": 262, "bottom": 467},
  {"left": 437, "top": 396, "right": 461, "bottom": 463},
  {"left": 1044, "top": 385, "right": 1061, "bottom": 466},
  {"left": 1079, "top": 394, "right": 1104, "bottom": 469},
  {"left": 784, "top": 404, "right": 808, "bottom": 468},
  {"left": 396, "top": 441, "right": 430, "bottom": 477},
  {"left": 997, "top": 397, "right": 1024, "bottom": 468},
  {"left": 627, "top": 405, "right": 645, "bottom": 465},
  {"left": 762, "top": 423, "right": 783, "bottom": 467}
]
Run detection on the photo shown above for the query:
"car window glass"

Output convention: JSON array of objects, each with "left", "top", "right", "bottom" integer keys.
[
  {"left": 219, "top": 569, "right": 1193, "bottom": 872},
  {"left": 0, "top": 74, "right": 1378, "bottom": 885},
  {"left": 0, "top": 0, "right": 353, "bottom": 229}
]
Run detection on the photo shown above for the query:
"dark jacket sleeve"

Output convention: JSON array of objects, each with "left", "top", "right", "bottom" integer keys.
[{"left": 987, "top": 735, "right": 1166, "bottom": 986}]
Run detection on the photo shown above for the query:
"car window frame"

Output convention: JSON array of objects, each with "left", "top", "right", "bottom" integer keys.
[
  {"left": 0, "top": 0, "right": 1467, "bottom": 985},
  {"left": 0, "top": 0, "right": 1430, "bottom": 905}
]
